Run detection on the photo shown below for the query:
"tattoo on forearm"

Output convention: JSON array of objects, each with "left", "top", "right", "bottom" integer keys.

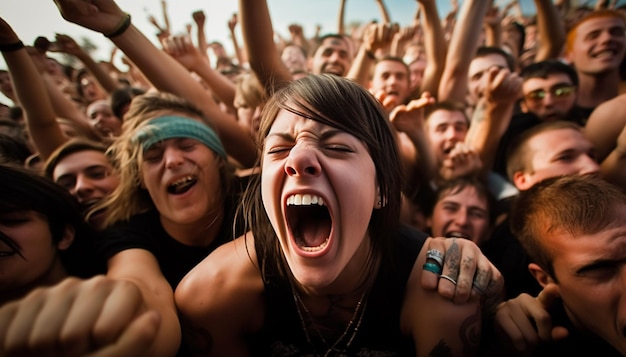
[
  {"left": 460, "top": 305, "right": 481, "bottom": 356},
  {"left": 429, "top": 340, "right": 453, "bottom": 357}
]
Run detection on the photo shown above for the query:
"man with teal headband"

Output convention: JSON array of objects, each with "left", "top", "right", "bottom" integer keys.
[{"left": 134, "top": 115, "right": 227, "bottom": 159}]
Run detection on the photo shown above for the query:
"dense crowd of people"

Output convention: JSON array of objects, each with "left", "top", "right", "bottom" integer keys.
[{"left": 1, "top": 0, "right": 626, "bottom": 356}]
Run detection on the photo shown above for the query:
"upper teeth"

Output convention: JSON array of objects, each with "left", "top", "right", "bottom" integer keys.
[
  {"left": 287, "top": 194, "right": 325, "bottom": 206},
  {"left": 171, "top": 176, "right": 194, "bottom": 187}
]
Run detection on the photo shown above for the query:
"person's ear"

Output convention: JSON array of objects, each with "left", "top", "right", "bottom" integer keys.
[
  {"left": 513, "top": 170, "right": 532, "bottom": 191},
  {"left": 374, "top": 185, "right": 385, "bottom": 209},
  {"left": 520, "top": 100, "right": 529, "bottom": 113},
  {"left": 528, "top": 262, "right": 556, "bottom": 288},
  {"left": 57, "top": 225, "right": 76, "bottom": 251}
]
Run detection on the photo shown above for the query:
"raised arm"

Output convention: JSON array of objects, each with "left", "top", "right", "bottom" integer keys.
[
  {"left": 0, "top": 17, "right": 66, "bottom": 160},
  {"left": 192, "top": 10, "right": 209, "bottom": 60},
  {"left": 54, "top": 0, "right": 257, "bottom": 167},
  {"left": 338, "top": 0, "right": 347, "bottom": 35},
  {"left": 465, "top": 66, "right": 522, "bottom": 177},
  {"left": 162, "top": 34, "right": 237, "bottom": 113},
  {"left": 53, "top": 33, "right": 120, "bottom": 94},
  {"left": 585, "top": 93, "right": 626, "bottom": 162},
  {"left": 416, "top": 0, "right": 447, "bottom": 98},
  {"left": 375, "top": 0, "right": 392, "bottom": 24},
  {"left": 239, "top": 0, "right": 292, "bottom": 93},
  {"left": 437, "top": 0, "right": 491, "bottom": 103},
  {"left": 228, "top": 13, "right": 246, "bottom": 67},
  {"left": 533, "top": 0, "right": 566, "bottom": 61},
  {"left": 346, "top": 22, "right": 397, "bottom": 87}
]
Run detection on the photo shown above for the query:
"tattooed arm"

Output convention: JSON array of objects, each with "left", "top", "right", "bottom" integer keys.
[{"left": 401, "top": 237, "right": 482, "bottom": 356}]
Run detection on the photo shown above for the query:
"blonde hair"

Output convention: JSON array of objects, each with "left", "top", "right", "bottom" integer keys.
[{"left": 96, "top": 92, "right": 232, "bottom": 227}]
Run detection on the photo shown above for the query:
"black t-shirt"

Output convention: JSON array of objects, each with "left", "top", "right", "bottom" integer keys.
[
  {"left": 481, "top": 217, "right": 541, "bottom": 300},
  {"left": 99, "top": 208, "right": 233, "bottom": 289}
]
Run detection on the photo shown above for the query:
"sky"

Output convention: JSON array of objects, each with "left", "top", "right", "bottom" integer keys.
[{"left": 0, "top": 0, "right": 600, "bottom": 104}]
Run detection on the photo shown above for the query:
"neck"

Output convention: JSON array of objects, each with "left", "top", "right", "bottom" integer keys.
[
  {"left": 576, "top": 70, "right": 620, "bottom": 108},
  {"left": 160, "top": 208, "right": 224, "bottom": 247}
]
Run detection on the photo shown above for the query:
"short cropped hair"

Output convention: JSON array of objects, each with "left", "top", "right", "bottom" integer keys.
[
  {"left": 510, "top": 175, "right": 626, "bottom": 280},
  {"left": 520, "top": 60, "right": 579, "bottom": 87},
  {"left": 566, "top": 9, "right": 626, "bottom": 53}
]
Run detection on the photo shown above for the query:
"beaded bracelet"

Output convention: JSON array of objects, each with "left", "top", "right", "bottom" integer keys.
[
  {"left": 104, "top": 13, "right": 132, "bottom": 38},
  {"left": 0, "top": 41, "right": 25, "bottom": 52}
]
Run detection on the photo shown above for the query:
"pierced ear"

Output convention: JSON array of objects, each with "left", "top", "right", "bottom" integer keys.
[
  {"left": 57, "top": 225, "right": 76, "bottom": 251},
  {"left": 528, "top": 263, "right": 556, "bottom": 288}
]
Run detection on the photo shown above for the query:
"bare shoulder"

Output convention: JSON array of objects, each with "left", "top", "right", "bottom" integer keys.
[
  {"left": 400, "top": 242, "right": 481, "bottom": 357},
  {"left": 175, "top": 232, "right": 265, "bottom": 332}
]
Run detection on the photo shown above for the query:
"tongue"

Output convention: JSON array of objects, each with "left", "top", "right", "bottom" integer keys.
[{"left": 298, "top": 214, "right": 331, "bottom": 247}]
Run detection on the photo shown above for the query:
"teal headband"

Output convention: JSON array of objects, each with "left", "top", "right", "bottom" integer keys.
[{"left": 133, "top": 116, "right": 226, "bottom": 159}]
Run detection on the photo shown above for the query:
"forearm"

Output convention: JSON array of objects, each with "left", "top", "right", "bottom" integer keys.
[
  {"left": 239, "top": 0, "right": 291, "bottom": 92},
  {"left": 337, "top": 0, "right": 347, "bottom": 35},
  {"left": 375, "top": 0, "right": 392, "bottom": 24},
  {"left": 466, "top": 101, "right": 513, "bottom": 175},
  {"left": 419, "top": 0, "right": 446, "bottom": 97},
  {"left": 2, "top": 49, "right": 66, "bottom": 160},
  {"left": 190, "top": 57, "right": 236, "bottom": 112},
  {"left": 533, "top": 0, "right": 565, "bottom": 61},
  {"left": 600, "top": 150, "right": 626, "bottom": 189},
  {"left": 346, "top": 46, "right": 377, "bottom": 87},
  {"left": 75, "top": 50, "right": 120, "bottom": 94},
  {"left": 437, "top": 0, "right": 490, "bottom": 102}
]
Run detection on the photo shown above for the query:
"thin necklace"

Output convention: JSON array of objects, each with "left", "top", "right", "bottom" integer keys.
[{"left": 291, "top": 284, "right": 370, "bottom": 357}]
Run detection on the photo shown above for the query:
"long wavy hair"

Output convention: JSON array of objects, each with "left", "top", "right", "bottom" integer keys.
[{"left": 96, "top": 92, "right": 235, "bottom": 228}]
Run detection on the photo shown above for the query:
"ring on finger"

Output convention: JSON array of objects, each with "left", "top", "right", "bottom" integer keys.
[
  {"left": 426, "top": 249, "right": 444, "bottom": 266},
  {"left": 423, "top": 262, "right": 443, "bottom": 275},
  {"left": 439, "top": 274, "right": 457, "bottom": 285}
]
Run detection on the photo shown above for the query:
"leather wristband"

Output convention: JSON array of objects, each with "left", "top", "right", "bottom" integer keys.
[
  {"left": 0, "top": 41, "right": 25, "bottom": 52},
  {"left": 104, "top": 13, "right": 132, "bottom": 38}
]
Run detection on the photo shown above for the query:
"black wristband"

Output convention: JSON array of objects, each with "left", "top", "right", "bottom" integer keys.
[
  {"left": 0, "top": 41, "right": 25, "bottom": 52},
  {"left": 365, "top": 49, "right": 376, "bottom": 60},
  {"left": 104, "top": 13, "right": 132, "bottom": 38}
]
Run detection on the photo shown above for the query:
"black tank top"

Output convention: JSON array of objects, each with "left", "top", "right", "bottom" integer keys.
[{"left": 252, "top": 225, "right": 427, "bottom": 356}]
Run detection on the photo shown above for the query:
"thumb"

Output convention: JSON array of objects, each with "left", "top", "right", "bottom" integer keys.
[{"left": 537, "top": 283, "right": 560, "bottom": 309}]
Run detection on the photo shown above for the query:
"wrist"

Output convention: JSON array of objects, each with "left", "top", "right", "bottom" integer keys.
[
  {"left": 104, "top": 13, "right": 132, "bottom": 38},
  {"left": 0, "top": 40, "right": 24, "bottom": 52},
  {"left": 364, "top": 47, "right": 377, "bottom": 60}
]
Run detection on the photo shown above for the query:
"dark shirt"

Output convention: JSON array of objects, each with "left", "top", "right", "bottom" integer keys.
[
  {"left": 252, "top": 225, "right": 428, "bottom": 356},
  {"left": 532, "top": 299, "right": 621, "bottom": 356},
  {"left": 481, "top": 217, "right": 541, "bottom": 300}
]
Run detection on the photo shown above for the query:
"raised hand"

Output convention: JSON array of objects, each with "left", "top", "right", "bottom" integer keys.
[{"left": 53, "top": 0, "right": 126, "bottom": 35}]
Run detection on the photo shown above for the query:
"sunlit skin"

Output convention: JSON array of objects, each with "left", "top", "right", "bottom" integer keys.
[
  {"left": 428, "top": 185, "right": 490, "bottom": 246},
  {"left": 370, "top": 59, "right": 411, "bottom": 106},
  {"left": 310, "top": 37, "right": 352, "bottom": 77},
  {"left": 52, "top": 150, "right": 119, "bottom": 226},
  {"left": 521, "top": 74, "right": 577, "bottom": 121},
  {"left": 0, "top": 210, "right": 72, "bottom": 301},
  {"left": 425, "top": 109, "right": 468, "bottom": 166},
  {"left": 468, "top": 54, "right": 510, "bottom": 104},
  {"left": 567, "top": 16, "right": 626, "bottom": 75},
  {"left": 513, "top": 128, "right": 600, "bottom": 190},
  {"left": 534, "top": 206, "right": 626, "bottom": 355},
  {"left": 261, "top": 108, "right": 378, "bottom": 295},
  {"left": 141, "top": 135, "right": 223, "bottom": 239},
  {"left": 86, "top": 100, "right": 122, "bottom": 137}
]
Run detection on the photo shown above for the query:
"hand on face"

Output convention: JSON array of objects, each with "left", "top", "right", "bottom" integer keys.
[
  {"left": 493, "top": 284, "right": 569, "bottom": 354},
  {"left": 0, "top": 276, "right": 160, "bottom": 357}
]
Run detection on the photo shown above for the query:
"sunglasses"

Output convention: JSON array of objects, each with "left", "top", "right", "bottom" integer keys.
[{"left": 524, "top": 85, "right": 576, "bottom": 102}]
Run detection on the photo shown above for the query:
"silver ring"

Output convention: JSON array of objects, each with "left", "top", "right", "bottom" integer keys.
[
  {"left": 426, "top": 249, "right": 444, "bottom": 266},
  {"left": 439, "top": 274, "right": 457, "bottom": 285}
]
